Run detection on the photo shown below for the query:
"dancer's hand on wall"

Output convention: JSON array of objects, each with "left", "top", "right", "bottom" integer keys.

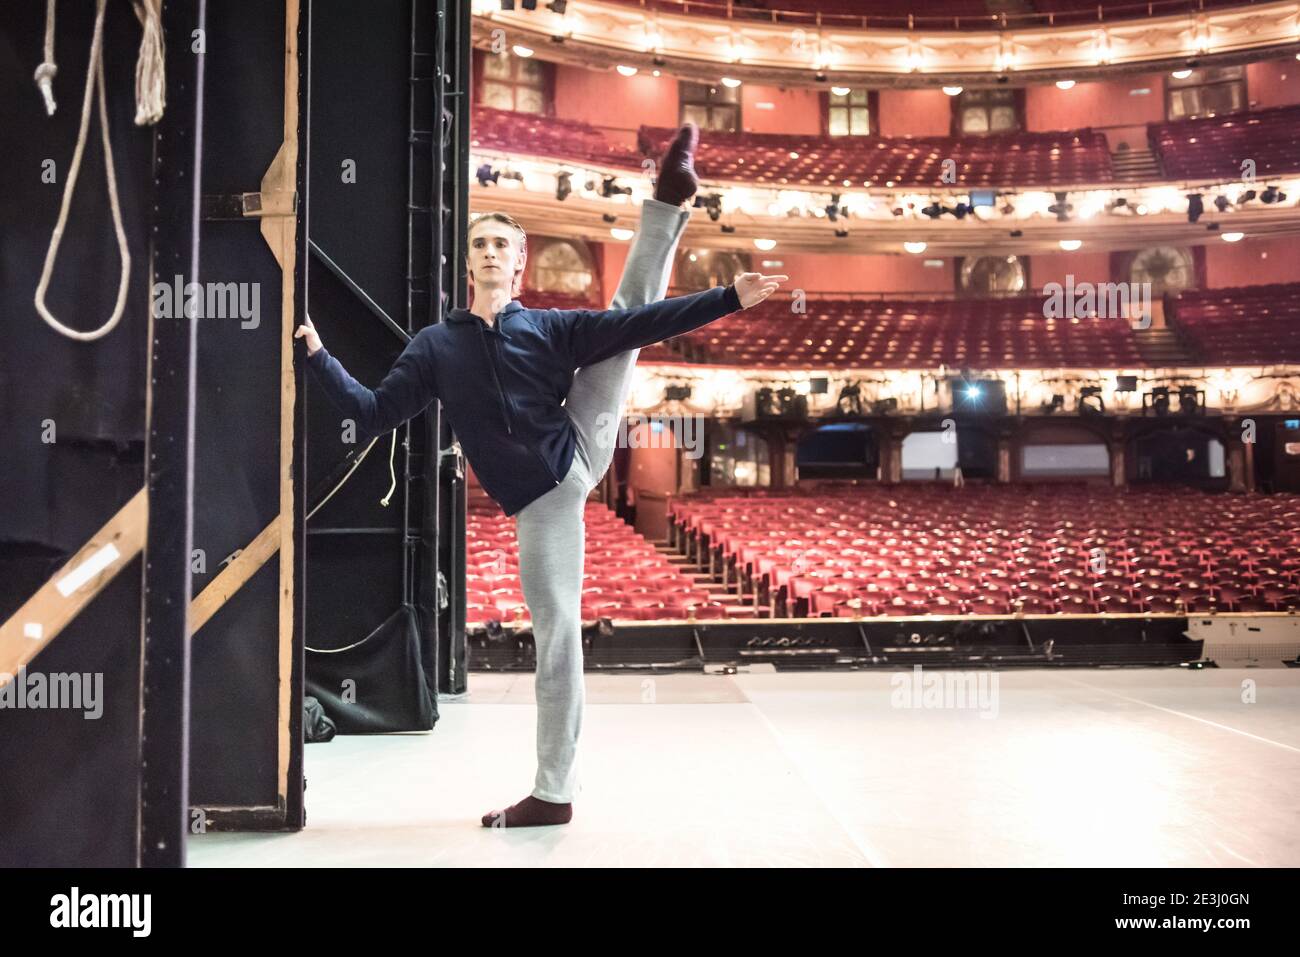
[
  {"left": 295, "top": 316, "right": 323, "bottom": 356},
  {"left": 734, "top": 272, "right": 789, "bottom": 309}
]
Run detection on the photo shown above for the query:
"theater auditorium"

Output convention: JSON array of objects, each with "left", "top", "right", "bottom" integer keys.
[{"left": 2, "top": 0, "right": 1299, "bottom": 874}]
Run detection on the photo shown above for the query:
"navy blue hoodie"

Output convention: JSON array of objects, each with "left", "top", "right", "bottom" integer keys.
[{"left": 306, "top": 282, "right": 743, "bottom": 516}]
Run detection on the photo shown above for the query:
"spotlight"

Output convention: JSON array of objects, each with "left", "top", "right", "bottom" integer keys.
[
  {"left": 1009, "top": 229, "right": 1023, "bottom": 238},
  {"left": 697, "top": 192, "right": 723, "bottom": 221},
  {"left": 665, "top": 384, "right": 692, "bottom": 401},
  {"left": 720, "top": 224, "right": 736, "bottom": 233},
  {"left": 555, "top": 171, "right": 572, "bottom": 201},
  {"left": 825, "top": 193, "right": 845, "bottom": 221},
  {"left": 1079, "top": 385, "right": 1105, "bottom": 416},
  {"left": 1186, "top": 193, "right": 1203, "bottom": 223},
  {"left": 601, "top": 212, "right": 617, "bottom": 224},
  {"left": 475, "top": 163, "right": 500, "bottom": 186},
  {"left": 870, "top": 397, "right": 897, "bottom": 414},
  {"left": 951, "top": 202, "right": 971, "bottom": 219},
  {"left": 834, "top": 228, "right": 849, "bottom": 238},
  {"left": 1239, "top": 189, "right": 1257, "bottom": 203},
  {"left": 1048, "top": 191, "right": 1072, "bottom": 221},
  {"left": 1213, "top": 195, "right": 1230, "bottom": 212},
  {"left": 921, "top": 202, "right": 944, "bottom": 219},
  {"left": 599, "top": 176, "right": 632, "bottom": 198},
  {"left": 838, "top": 382, "right": 863, "bottom": 415},
  {"left": 1041, "top": 394, "right": 1065, "bottom": 414},
  {"left": 1178, "top": 385, "right": 1203, "bottom": 415},
  {"left": 548, "top": 0, "right": 567, "bottom": 11},
  {"left": 1144, "top": 385, "right": 1171, "bottom": 417},
  {"left": 521, "top": 0, "right": 537, "bottom": 9},
  {"left": 498, "top": 0, "right": 514, "bottom": 9},
  {"left": 1261, "top": 185, "right": 1287, "bottom": 204}
]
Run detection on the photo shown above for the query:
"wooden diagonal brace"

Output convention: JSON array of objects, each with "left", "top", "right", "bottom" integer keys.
[{"left": 0, "top": 488, "right": 148, "bottom": 680}]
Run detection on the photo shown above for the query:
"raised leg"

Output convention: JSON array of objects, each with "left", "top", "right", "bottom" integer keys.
[{"left": 565, "top": 197, "right": 691, "bottom": 488}]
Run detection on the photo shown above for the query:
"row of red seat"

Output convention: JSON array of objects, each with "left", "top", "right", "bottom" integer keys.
[
  {"left": 669, "top": 484, "right": 1300, "bottom": 617},
  {"left": 1172, "top": 281, "right": 1300, "bottom": 365},
  {"left": 473, "top": 104, "right": 1300, "bottom": 189},
  {"left": 466, "top": 493, "right": 751, "bottom": 626},
  {"left": 1149, "top": 105, "right": 1300, "bottom": 182}
]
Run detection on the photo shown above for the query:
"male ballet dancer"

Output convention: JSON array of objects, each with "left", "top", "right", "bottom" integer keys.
[{"left": 297, "top": 123, "right": 787, "bottom": 827}]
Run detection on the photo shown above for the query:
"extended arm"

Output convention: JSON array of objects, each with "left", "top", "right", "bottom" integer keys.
[
  {"left": 551, "top": 283, "right": 743, "bottom": 368},
  {"left": 303, "top": 324, "right": 439, "bottom": 441}
]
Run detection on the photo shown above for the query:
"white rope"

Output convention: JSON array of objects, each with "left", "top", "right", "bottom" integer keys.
[
  {"left": 307, "top": 438, "right": 380, "bottom": 521},
  {"left": 130, "top": 0, "right": 166, "bottom": 126},
  {"left": 380, "top": 430, "right": 399, "bottom": 506},
  {"left": 34, "top": 0, "right": 131, "bottom": 342},
  {"left": 33, "top": 0, "right": 167, "bottom": 343},
  {"left": 34, "top": 0, "right": 57, "bottom": 114}
]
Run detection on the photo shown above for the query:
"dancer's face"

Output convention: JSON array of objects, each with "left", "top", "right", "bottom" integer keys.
[{"left": 467, "top": 220, "right": 525, "bottom": 299}]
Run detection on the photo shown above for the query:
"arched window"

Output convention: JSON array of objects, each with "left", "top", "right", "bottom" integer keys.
[
  {"left": 1129, "top": 247, "right": 1194, "bottom": 296},
  {"left": 674, "top": 248, "right": 752, "bottom": 293},
  {"left": 527, "top": 237, "right": 595, "bottom": 298},
  {"left": 958, "top": 255, "right": 1027, "bottom": 297}
]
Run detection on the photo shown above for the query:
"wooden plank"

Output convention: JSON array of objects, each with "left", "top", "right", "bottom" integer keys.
[
  {"left": 0, "top": 489, "right": 147, "bottom": 679},
  {"left": 189, "top": 515, "right": 281, "bottom": 635}
]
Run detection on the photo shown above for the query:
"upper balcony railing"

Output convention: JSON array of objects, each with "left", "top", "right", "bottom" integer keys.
[{"left": 600, "top": 0, "right": 1261, "bottom": 32}]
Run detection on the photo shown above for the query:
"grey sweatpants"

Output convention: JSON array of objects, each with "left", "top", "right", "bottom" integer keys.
[{"left": 514, "top": 197, "right": 691, "bottom": 803}]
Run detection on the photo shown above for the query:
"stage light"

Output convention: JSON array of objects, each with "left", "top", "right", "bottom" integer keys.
[
  {"left": 555, "top": 171, "right": 571, "bottom": 201},
  {"left": 1178, "top": 385, "right": 1202, "bottom": 415},
  {"left": 610, "top": 227, "right": 634, "bottom": 241},
  {"left": 921, "top": 202, "right": 944, "bottom": 219},
  {"left": 1261, "top": 185, "right": 1287, "bottom": 203},
  {"left": 966, "top": 384, "right": 981, "bottom": 398},
  {"left": 475, "top": 163, "right": 499, "bottom": 186},
  {"left": 1079, "top": 385, "right": 1106, "bottom": 416},
  {"left": 616, "top": 65, "right": 637, "bottom": 77},
  {"left": 904, "top": 241, "right": 927, "bottom": 254},
  {"left": 665, "top": 384, "right": 692, "bottom": 401},
  {"left": 599, "top": 176, "right": 632, "bottom": 197},
  {"left": 521, "top": 0, "right": 537, "bottom": 9},
  {"left": 838, "top": 382, "right": 863, "bottom": 415},
  {"left": 1213, "top": 195, "right": 1230, "bottom": 212},
  {"left": 548, "top": 0, "right": 567, "bottom": 11},
  {"left": 498, "top": 0, "right": 514, "bottom": 9},
  {"left": 1222, "top": 231, "right": 1244, "bottom": 242},
  {"left": 1059, "top": 239, "right": 1082, "bottom": 251},
  {"left": 1187, "top": 193, "right": 1204, "bottom": 223},
  {"left": 1041, "top": 394, "right": 1066, "bottom": 414},
  {"left": 1135, "top": 204, "right": 1148, "bottom": 214},
  {"left": 512, "top": 44, "right": 534, "bottom": 57},
  {"left": 1048, "top": 191, "right": 1072, "bottom": 221},
  {"left": 720, "top": 224, "right": 736, "bottom": 233},
  {"left": 834, "top": 228, "right": 849, "bottom": 238},
  {"left": 870, "top": 397, "right": 897, "bottom": 414},
  {"left": 601, "top": 213, "right": 617, "bottom": 223},
  {"left": 943, "top": 86, "right": 963, "bottom": 96},
  {"left": 1238, "top": 189, "right": 1257, "bottom": 203},
  {"left": 831, "top": 86, "right": 851, "bottom": 96},
  {"left": 1056, "top": 79, "right": 1076, "bottom": 90},
  {"left": 1145, "top": 385, "right": 1171, "bottom": 416},
  {"left": 721, "top": 77, "right": 741, "bottom": 88},
  {"left": 753, "top": 238, "right": 776, "bottom": 251},
  {"left": 1171, "top": 69, "right": 1192, "bottom": 79},
  {"left": 698, "top": 192, "right": 723, "bottom": 221},
  {"left": 951, "top": 202, "right": 971, "bottom": 219}
]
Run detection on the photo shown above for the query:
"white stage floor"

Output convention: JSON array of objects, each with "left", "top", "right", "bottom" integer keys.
[{"left": 188, "top": 667, "right": 1300, "bottom": 867}]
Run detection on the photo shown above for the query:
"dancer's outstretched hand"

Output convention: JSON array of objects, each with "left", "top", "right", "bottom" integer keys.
[
  {"left": 733, "top": 272, "right": 789, "bottom": 309},
  {"left": 295, "top": 315, "right": 323, "bottom": 356}
]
